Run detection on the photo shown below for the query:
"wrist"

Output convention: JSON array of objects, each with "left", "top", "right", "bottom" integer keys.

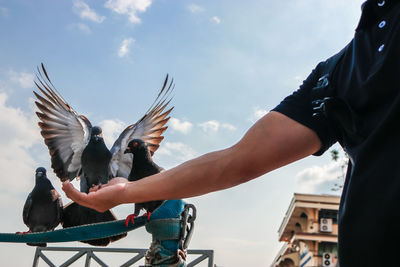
[{"left": 117, "top": 180, "right": 141, "bottom": 204}]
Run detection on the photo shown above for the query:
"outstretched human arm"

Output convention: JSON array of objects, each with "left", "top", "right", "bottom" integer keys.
[{"left": 62, "top": 111, "right": 321, "bottom": 212}]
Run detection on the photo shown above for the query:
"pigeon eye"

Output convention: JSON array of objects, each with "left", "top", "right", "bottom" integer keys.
[{"left": 133, "top": 142, "right": 138, "bottom": 147}]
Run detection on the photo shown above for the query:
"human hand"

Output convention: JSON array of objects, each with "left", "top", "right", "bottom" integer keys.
[{"left": 62, "top": 180, "right": 127, "bottom": 212}]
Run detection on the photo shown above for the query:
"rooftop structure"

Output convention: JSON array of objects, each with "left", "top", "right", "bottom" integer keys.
[{"left": 271, "top": 193, "right": 340, "bottom": 267}]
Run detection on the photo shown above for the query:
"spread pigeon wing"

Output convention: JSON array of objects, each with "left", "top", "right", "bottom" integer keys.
[
  {"left": 110, "top": 75, "right": 174, "bottom": 178},
  {"left": 34, "top": 64, "right": 92, "bottom": 182}
]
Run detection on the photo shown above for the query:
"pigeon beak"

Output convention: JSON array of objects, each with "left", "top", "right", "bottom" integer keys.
[{"left": 124, "top": 147, "right": 131, "bottom": 154}]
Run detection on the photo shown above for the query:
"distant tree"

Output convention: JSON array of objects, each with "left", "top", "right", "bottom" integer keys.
[{"left": 330, "top": 148, "right": 349, "bottom": 191}]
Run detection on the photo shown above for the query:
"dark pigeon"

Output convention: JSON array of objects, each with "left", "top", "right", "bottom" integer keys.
[
  {"left": 22, "top": 167, "right": 63, "bottom": 247},
  {"left": 33, "top": 63, "right": 173, "bottom": 246},
  {"left": 80, "top": 126, "right": 112, "bottom": 193},
  {"left": 124, "top": 139, "right": 165, "bottom": 225}
]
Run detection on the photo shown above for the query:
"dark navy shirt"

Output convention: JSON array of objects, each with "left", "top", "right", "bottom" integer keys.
[{"left": 273, "top": 1, "right": 400, "bottom": 266}]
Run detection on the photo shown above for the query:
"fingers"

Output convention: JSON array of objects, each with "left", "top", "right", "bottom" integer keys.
[
  {"left": 89, "top": 185, "right": 97, "bottom": 193},
  {"left": 62, "top": 179, "right": 127, "bottom": 212},
  {"left": 62, "top": 182, "right": 84, "bottom": 203},
  {"left": 61, "top": 182, "right": 74, "bottom": 199},
  {"left": 62, "top": 181, "right": 105, "bottom": 211},
  {"left": 89, "top": 184, "right": 103, "bottom": 193},
  {"left": 61, "top": 181, "right": 74, "bottom": 196}
]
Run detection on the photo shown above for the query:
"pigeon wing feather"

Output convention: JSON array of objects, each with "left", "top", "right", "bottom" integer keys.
[
  {"left": 110, "top": 75, "right": 174, "bottom": 177},
  {"left": 34, "top": 64, "right": 92, "bottom": 181}
]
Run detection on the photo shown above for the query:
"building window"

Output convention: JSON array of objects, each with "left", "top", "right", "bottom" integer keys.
[
  {"left": 318, "top": 242, "right": 338, "bottom": 257},
  {"left": 318, "top": 209, "right": 338, "bottom": 223},
  {"left": 300, "top": 212, "right": 308, "bottom": 219}
]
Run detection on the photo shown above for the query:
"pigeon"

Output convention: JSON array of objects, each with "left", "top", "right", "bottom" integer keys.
[
  {"left": 80, "top": 126, "right": 112, "bottom": 193},
  {"left": 21, "top": 167, "right": 63, "bottom": 247},
  {"left": 33, "top": 63, "right": 173, "bottom": 246},
  {"left": 124, "top": 139, "right": 165, "bottom": 226}
]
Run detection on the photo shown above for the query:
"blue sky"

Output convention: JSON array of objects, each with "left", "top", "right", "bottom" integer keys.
[{"left": 0, "top": 0, "right": 364, "bottom": 266}]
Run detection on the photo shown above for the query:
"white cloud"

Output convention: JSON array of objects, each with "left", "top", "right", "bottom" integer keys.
[
  {"left": 73, "top": 0, "right": 105, "bottom": 23},
  {"left": 199, "top": 120, "right": 219, "bottom": 133},
  {"left": 249, "top": 107, "right": 267, "bottom": 123},
  {"left": 188, "top": 4, "right": 204, "bottom": 13},
  {"left": 156, "top": 142, "right": 197, "bottom": 162},
  {"left": 8, "top": 70, "right": 34, "bottom": 89},
  {"left": 68, "top": 23, "right": 92, "bottom": 34},
  {"left": 169, "top": 117, "right": 193, "bottom": 134},
  {"left": 295, "top": 159, "right": 345, "bottom": 194},
  {"left": 198, "top": 120, "right": 236, "bottom": 133},
  {"left": 221, "top": 123, "right": 236, "bottom": 131},
  {"left": 99, "top": 119, "right": 126, "bottom": 148},
  {"left": 211, "top": 16, "right": 221, "bottom": 24},
  {"left": 105, "top": 0, "right": 152, "bottom": 24},
  {"left": 0, "top": 93, "right": 42, "bottom": 194},
  {"left": 118, "top": 37, "right": 135, "bottom": 58}
]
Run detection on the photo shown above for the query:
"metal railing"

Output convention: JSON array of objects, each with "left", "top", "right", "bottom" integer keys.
[{"left": 32, "top": 246, "right": 214, "bottom": 267}]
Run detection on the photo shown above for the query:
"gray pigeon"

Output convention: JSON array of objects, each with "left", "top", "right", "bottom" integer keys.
[
  {"left": 33, "top": 64, "right": 173, "bottom": 245},
  {"left": 124, "top": 139, "right": 164, "bottom": 225},
  {"left": 22, "top": 167, "right": 63, "bottom": 247}
]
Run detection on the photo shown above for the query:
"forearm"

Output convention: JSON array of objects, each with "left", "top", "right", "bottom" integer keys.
[
  {"left": 117, "top": 111, "right": 321, "bottom": 204},
  {"left": 121, "top": 148, "right": 239, "bottom": 203}
]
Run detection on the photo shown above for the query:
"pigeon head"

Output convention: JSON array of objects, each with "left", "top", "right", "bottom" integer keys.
[
  {"left": 35, "top": 167, "right": 47, "bottom": 183},
  {"left": 90, "top": 126, "right": 104, "bottom": 142},
  {"left": 35, "top": 167, "right": 47, "bottom": 176},
  {"left": 124, "top": 139, "right": 148, "bottom": 155}
]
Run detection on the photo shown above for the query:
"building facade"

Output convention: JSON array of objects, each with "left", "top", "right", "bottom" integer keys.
[{"left": 271, "top": 193, "right": 340, "bottom": 267}]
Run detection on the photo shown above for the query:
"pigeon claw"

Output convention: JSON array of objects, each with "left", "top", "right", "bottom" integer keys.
[
  {"left": 16, "top": 230, "right": 31, "bottom": 235},
  {"left": 125, "top": 214, "right": 137, "bottom": 227},
  {"left": 143, "top": 212, "right": 152, "bottom": 221}
]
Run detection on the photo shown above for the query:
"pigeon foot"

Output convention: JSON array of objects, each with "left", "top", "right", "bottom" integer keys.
[
  {"left": 143, "top": 212, "right": 152, "bottom": 221},
  {"left": 16, "top": 230, "right": 31, "bottom": 235},
  {"left": 125, "top": 214, "right": 137, "bottom": 227}
]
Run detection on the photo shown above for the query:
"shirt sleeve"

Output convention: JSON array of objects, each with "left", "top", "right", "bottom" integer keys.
[{"left": 272, "top": 61, "right": 338, "bottom": 156}]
